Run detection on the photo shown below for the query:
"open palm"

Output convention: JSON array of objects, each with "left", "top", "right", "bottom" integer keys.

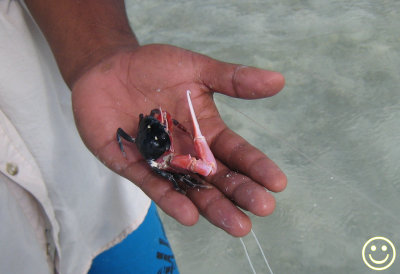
[{"left": 72, "top": 44, "right": 286, "bottom": 237}]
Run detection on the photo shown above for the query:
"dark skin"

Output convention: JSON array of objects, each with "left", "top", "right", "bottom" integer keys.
[{"left": 25, "top": 0, "right": 287, "bottom": 237}]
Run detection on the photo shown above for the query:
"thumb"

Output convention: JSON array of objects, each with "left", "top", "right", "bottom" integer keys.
[{"left": 199, "top": 58, "right": 285, "bottom": 99}]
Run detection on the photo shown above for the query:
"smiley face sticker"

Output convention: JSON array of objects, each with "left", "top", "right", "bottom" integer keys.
[{"left": 362, "top": 237, "right": 396, "bottom": 271}]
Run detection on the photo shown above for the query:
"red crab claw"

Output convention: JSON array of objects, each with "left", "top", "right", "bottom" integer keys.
[{"left": 170, "top": 90, "right": 217, "bottom": 176}]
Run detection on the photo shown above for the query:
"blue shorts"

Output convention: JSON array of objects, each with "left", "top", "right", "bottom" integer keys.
[{"left": 88, "top": 202, "right": 179, "bottom": 274}]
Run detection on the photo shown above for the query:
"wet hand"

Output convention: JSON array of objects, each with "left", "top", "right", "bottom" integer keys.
[{"left": 72, "top": 44, "right": 287, "bottom": 237}]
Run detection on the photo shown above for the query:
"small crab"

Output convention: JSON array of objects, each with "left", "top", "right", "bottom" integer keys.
[{"left": 117, "top": 90, "right": 217, "bottom": 192}]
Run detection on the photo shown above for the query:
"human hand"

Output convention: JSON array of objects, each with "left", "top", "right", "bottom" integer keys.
[{"left": 72, "top": 44, "right": 287, "bottom": 237}]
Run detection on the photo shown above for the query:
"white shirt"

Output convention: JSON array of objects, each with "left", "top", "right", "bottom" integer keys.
[{"left": 0, "top": 1, "right": 151, "bottom": 273}]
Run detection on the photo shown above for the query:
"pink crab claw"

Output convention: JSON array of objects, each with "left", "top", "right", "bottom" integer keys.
[{"left": 170, "top": 90, "right": 217, "bottom": 176}]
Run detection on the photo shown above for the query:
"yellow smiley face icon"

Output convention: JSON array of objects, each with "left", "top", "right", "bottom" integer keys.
[{"left": 362, "top": 237, "right": 396, "bottom": 271}]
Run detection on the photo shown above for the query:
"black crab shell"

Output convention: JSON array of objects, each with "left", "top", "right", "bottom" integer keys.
[{"left": 135, "top": 115, "right": 171, "bottom": 160}]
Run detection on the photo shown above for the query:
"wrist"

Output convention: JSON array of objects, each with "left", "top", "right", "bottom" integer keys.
[
  {"left": 63, "top": 41, "right": 139, "bottom": 89},
  {"left": 25, "top": 0, "right": 139, "bottom": 88}
]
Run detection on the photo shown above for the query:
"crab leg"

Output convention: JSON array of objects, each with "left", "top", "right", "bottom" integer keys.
[{"left": 170, "top": 90, "right": 217, "bottom": 176}]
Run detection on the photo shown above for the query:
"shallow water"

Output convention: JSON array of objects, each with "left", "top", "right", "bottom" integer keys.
[{"left": 126, "top": 1, "right": 400, "bottom": 273}]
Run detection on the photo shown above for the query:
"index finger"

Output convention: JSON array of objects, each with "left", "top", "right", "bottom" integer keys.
[{"left": 211, "top": 126, "right": 287, "bottom": 192}]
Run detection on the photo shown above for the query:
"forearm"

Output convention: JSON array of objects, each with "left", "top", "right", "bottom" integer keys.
[{"left": 25, "top": 0, "right": 139, "bottom": 88}]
